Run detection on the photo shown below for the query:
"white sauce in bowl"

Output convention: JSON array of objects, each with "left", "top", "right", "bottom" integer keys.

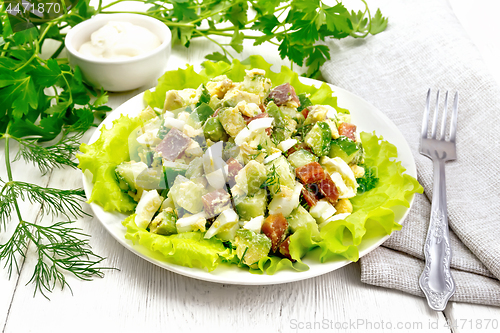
[{"left": 78, "top": 21, "right": 161, "bottom": 60}]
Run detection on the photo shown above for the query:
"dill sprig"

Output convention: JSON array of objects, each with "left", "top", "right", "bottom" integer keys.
[
  {"left": 14, "top": 132, "right": 84, "bottom": 175},
  {"left": 0, "top": 181, "right": 88, "bottom": 228},
  {"left": 0, "top": 127, "right": 110, "bottom": 298},
  {"left": 260, "top": 165, "right": 282, "bottom": 194}
]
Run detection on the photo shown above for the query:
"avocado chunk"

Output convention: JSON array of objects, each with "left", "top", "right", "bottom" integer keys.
[
  {"left": 149, "top": 210, "right": 177, "bottom": 235},
  {"left": 234, "top": 229, "right": 272, "bottom": 267},
  {"left": 234, "top": 188, "right": 267, "bottom": 221},
  {"left": 287, "top": 206, "right": 321, "bottom": 241},
  {"left": 329, "top": 137, "right": 364, "bottom": 164},
  {"left": 115, "top": 161, "right": 163, "bottom": 192},
  {"left": 234, "top": 160, "right": 267, "bottom": 195},
  {"left": 305, "top": 121, "right": 332, "bottom": 157},
  {"left": 264, "top": 155, "right": 295, "bottom": 195},
  {"left": 266, "top": 101, "right": 296, "bottom": 143}
]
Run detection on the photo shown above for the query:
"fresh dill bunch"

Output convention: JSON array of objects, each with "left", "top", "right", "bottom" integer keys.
[
  {"left": 0, "top": 127, "right": 111, "bottom": 298},
  {"left": 1, "top": 221, "right": 107, "bottom": 298},
  {"left": 14, "top": 132, "right": 84, "bottom": 175}
]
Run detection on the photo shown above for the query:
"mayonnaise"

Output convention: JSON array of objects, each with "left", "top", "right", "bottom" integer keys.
[{"left": 78, "top": 21, "right": 161, "bottom": 60}]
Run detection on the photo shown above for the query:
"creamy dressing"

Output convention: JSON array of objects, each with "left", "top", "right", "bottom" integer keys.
[{"left": 78, "top": 21, "right": 161, "bottom": 59}]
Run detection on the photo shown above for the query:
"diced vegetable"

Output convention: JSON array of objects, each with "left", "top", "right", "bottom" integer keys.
[
  {"left": 163, "top": 161, "right": 188, "bottom": 189},
  {"left": 295, "top": 162, "right": 326, "bottom": 184},
  {"left": 261, "top": 213, "right": 289, "bottom": 252},
  {"left": 235, "top": 160, "right": 267, "bottom": 195},
  {"left": 202, "top": 188, "right": 232, "bottom": 218},
  {"left": 305, "top": 121, "right": 332, "bottom": 157},
  {"left": 115, "top": 161, "right": 148, "bottom": 192},
  {"left": 222, "top": 142, "right": 240, "bottom": 161},
  {"left": 266, "top": 102, "right": 296, "bottom": 143},
  {"left": 149, "top": 209, "right": 177, "bottom": 235},
  {"left": 287, "top": 149, "right": 318, "bottom": 169},
  {"left": 266, "top": 83, "right": 300, "bottom": 106},
  {"left": 309, "top": 199, "right": 336, "bottom": 224},
  {"left": 234, "top": 188, "right": 267, "bottom": 221},
  {"left": 234, "top": 229, "right": 272, "bottom": 267},
  {"left": 194, "top": 103, "right": 214, "bottom": 123},
  {"left": 155, "top": 128, "right": 191, "bottom": 161},
  {"left": 338, "top": 122, "right": 357, "bottom": 141},
  {"left": 185, "top": 157, "right": 204, "bottom": 179},
  {"left": 203, "top": 117, "right": 227, "bottom": 142},
  {"left": 329, "top": 136, "right": 363, "bottom": 164},
  {"left": 265, "top": 155, "right": 295, "bottom": 194},
  {"left": 169, "top": 176, "right": 206, "bottom": 214},
  {"left": 287, "top": 206, "right": 320, "bottom": 241}
]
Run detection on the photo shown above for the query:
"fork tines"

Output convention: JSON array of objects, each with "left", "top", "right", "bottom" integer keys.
[{"left": 421, "top": 89, "right": 459, "bottom": 142}]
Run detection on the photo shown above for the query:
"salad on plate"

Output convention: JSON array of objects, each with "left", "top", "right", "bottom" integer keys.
[{"left": 78, "top": 56, "right": 422, "bottom": 274}]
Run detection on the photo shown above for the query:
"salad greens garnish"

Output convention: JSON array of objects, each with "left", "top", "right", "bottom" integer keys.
[{"left": 356, "top": 164, "right": 379, "bottom": 194}]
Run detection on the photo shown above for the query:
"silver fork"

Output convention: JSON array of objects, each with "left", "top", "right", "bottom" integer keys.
[{"left": 419, "top": 89, "right": 458, "bottom": 311}]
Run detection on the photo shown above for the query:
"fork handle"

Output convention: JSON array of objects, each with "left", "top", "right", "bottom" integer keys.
[{"left": 419, "top": 158, "right": 456, "bottom": 311}]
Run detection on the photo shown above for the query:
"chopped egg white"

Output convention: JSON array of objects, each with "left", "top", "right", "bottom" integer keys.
[
  {"left": 321, "top": 156, "right": 358, "bottom": 198},
  {"left": 309, "top": 199, "right": 336, "bottom": 224},
  {"left": 277, "top": 139, "right": 297, "bottom": 152},
  {"left": 243, "top": 216, "right": 265, "bottom": 234},
  {"left": 204, "top": 209, "right": 239, "bottom": 239},
  {"left": 263, "top": 152, "right": 282, "bottom": 164},
  {"left": 248, "top": 117, "right": 273, "bottom": 131},
  {"left": 268, "top": 182, "right": 303, "bottom": 217},
  {"left": 176, "top": 212, "right": 207, "bottom": 233},
  {"left": 135, "top": 190, "right": 162, "bottom": 229}
]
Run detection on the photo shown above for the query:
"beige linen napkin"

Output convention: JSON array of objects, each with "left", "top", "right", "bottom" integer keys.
[{"left": 320, "top": 0, "right": 500, "bottom": 306}]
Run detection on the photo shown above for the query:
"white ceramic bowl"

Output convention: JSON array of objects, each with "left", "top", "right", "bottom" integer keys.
[{"left": 65, "top": 14, "right": 171, "bottom": 92}]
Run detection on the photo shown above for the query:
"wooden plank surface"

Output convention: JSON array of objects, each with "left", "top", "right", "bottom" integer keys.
[{"left": 2, "top": 0, "right": 499, "bottom": 332}]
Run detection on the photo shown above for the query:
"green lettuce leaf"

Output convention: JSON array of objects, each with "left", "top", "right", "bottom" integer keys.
[
  {"left": 122, "top": 215, "right": 234, "bottom": 271},
  {"left": 144, "top": 55, "right": 349, "bottom": 114},
  {"left": 77, "top": 116, "right": 143, "bottom": 212}
]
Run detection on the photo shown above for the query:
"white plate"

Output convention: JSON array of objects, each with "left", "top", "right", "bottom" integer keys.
[{"left": 82, "top": 78, "right": 417, "bottom": 285}]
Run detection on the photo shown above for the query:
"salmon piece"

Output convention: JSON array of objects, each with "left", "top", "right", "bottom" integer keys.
[
  {"left": 155, "top": 128, "right": 191, "bottom": 161},
  {"left": 317, "top": 177, "right": 339, "bottom": 203},
  {"left": 301, "top": 187, "right": 319, "bottom": 207},
  {"left": 226, "top": 158, "right": 243, "bottom": 187},
  {"left": 338, "top": 122, "right": 357, "bottom": 141},
  {"left": 262, "top": 213, "right": 288, "bottom": 253},
  {"left": 301, "top": 107, "right": 309, "bottom": 119},
  {"left": 279, "top": 236, "right": 295, "bottom": 262},
  {"left": 295, "top": 162, "right": 327, "bottom": 184},
  {"left": 202, "top": 188, "right": 231, "bottom": 218},
  {"left": 267, "top": 83, "right": 300, "bottom": 106}
]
